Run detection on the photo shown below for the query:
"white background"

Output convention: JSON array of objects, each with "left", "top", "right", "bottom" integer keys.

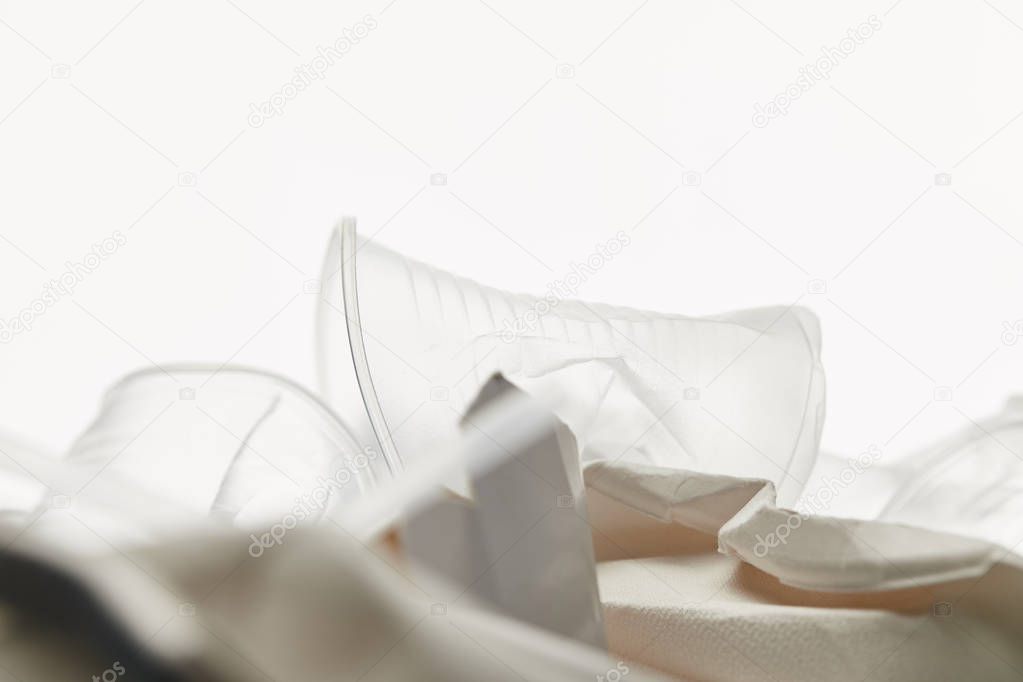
[{"left": 1, "top": 0, "right": 1022, "bottom": 464}]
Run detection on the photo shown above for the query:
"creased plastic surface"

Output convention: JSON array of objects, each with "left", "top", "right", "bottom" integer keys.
[{"left": 318, "top": 220, "right": 826, "bottom": 506}]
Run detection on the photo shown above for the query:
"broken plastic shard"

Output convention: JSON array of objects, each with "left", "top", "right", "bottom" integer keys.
[{"left": 318, "top": 218, "right": 825, "bottom": 505}]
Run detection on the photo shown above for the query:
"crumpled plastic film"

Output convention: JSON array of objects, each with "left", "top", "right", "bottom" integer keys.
[
  {"left": 317, "top": 219, "right": 826, "bottom": 505},
  {"left": 873, "top": 396, "right": 1023, "bottom": 550}
]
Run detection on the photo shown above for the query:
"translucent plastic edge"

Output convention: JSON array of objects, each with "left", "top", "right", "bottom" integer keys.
[
  {"left": 338, "top": 217, "right": 404, "bottom": 478},
  {"left": 104, "top": 363, "right": 378, "bottom": 495}
]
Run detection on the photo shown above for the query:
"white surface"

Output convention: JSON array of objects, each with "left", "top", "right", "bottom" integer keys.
[{"left": 1, "top": 0, "right": 1022, "bottom": 479}]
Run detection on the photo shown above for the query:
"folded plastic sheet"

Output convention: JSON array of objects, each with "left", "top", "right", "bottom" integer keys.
[{"left": 318, "top": 219, "right": 826, "bottom": 506}]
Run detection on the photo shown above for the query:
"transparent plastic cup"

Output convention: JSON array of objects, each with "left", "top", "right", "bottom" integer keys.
[
  {"left": 317, "top": 218, "right": 826, "bottom": 505},
  {"left": 64, "top": 366, "right": 376, "bottom": 531}
]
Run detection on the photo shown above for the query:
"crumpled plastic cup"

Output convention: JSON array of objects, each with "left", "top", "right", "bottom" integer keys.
[{"left": 317, "top": 218, "right": 826, "bottom": 505}]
